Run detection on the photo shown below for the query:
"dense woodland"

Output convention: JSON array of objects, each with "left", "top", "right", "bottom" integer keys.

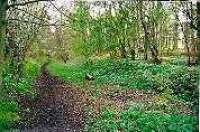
[{"left": 0, "top": 0, "right": 199, "bottom": 131}]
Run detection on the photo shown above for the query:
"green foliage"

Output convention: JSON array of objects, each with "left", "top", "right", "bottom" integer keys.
[
  {"left": 0, "top": 101, "right": 19, "bottom": 131},
  {"left": 85, "top": 107, "right": 197, "bottom": 132},
  {"left": 0, "top": 59, "right": 40, "bottom": 130},
  {"left": 48, "top": 61, "right": 85, "bottom": 86},
  {"left": 2, "top": 59, "right": 40, "bottom": 94},
  {"left": 16, "top": 60, "right": 40, "bottom": 94},
  {"left": 165, "top": 56, "right": 187, "bottom": 66},
  {"left": 70, "top": 1, "right": 142, "bottom": 58},
  {"left": 48, "top": 59, "right": 198, "bottom": 132},
  {"left": 48, "top": 58, "right": 198, "bottom": 114},
  {"left": 85, "top": 109, "right": 118, "bottom": 132},
  {"left": 48, "top": 58, "right": 198, "bottom": 92},
  {"left": 70, "top": 2, "right": 93, "bottom": 58}
]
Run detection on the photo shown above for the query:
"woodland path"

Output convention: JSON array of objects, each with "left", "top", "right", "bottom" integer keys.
[
  {"left": 18, "top": 68, "right": 88, "bottom": 132},
  {"left": 14, "top": 64, "right": 192, "bottom": 132}
]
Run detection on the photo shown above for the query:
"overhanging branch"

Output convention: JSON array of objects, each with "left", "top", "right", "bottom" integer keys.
[
  {"left": 12, "top": 7, "right": 49, "bottom": 23},
  {"left": 7, "top": 0, "right": 54, "bottom": 9},
  {"left": 8, "top": 18, "right": 58, "bottom": 27},
  {"left": 8, "top": 18, "right": 75, "bottom": 30}
]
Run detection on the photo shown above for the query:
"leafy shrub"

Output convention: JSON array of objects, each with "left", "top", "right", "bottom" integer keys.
[
  {"left": 23, "top": 60, "right": 40, "bottom": 79},
  {"left": 2, "top": 60, "right": 40, "bottom": 94}
]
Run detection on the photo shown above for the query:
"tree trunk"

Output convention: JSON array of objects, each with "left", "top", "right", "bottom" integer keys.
[
  {"left": 172, "top": 23, "right": 179, "bottom": 51},
  {"left": 197, "top": 2, "right": 200, "bottom": 64},
  {"left": 120, "top": 44, "right": 127, "bottom": 58},
  {"left": 130, "top": 48, "right": 135, "bottom": 60},
  {"left": 1, "top": 0, "right": 26, "bottom": 92},
  {"left": 138, "top": 4, "right": 148, "bottom": 60},
  {"left": 0, "top": 0, "right": 8, "bottom": 61},
  {"left": 138, "top": 1, "right": 161, "bottom": 64},
  {"left": 0, "top": 0, "right": 8, "bottom": 85},
  {"left": 181, "top": 22, "right": 191, "bottom": 66}
]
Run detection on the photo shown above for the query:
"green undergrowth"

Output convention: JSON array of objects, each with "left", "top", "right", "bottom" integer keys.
[
  {"left": 85, "top": 106, "right": 198, "bottom": 132},
  {"left": 2, "top": 59, "right": 40, "bottom": 95},
  {"left": 16, "top": 60, "right": 40, "bottom": 94},
  {"left": 48, "top": 58, "right": 198, "bottom": 96},
  {"left": 48, "top": 60, "right": 85, "bottom": 85},
  {"left": 0, "top": 101, "right": 19, "bottom": 131},
  {"left": 48, "top": 58, "right": 199, "bottom": 131},
  {"left": 163, "top": 56, "right": 187, "bottom": 66},
  {"left": 0, "top": 59, "right": 41, "bottom": 131},
  {"left": 48, "top": 58, "right": 199, "bottom": 114}
]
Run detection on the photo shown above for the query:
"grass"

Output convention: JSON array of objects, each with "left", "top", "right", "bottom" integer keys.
[{"left": 48, "top": 60, "right": 86, "bottom": 86}]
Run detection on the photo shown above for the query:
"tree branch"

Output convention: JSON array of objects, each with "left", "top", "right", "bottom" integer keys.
[
  {"left": 8, "top": 18, "right": 75, "bottom": 30},
  {"left": 7, "top": 0, "right": 54, "bottom": 9},
  {"left": 12, "top": 7, "right": 49, "bottom": 23}
]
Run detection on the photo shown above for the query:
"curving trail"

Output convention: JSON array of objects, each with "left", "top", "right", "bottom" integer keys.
[{"left": 16, "top": 64, "right": 193, "bottom": 131}]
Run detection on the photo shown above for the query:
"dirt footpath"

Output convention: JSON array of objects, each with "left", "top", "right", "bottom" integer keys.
[{"left": 18, "top": 70, "right": 88, "bottom": 132}]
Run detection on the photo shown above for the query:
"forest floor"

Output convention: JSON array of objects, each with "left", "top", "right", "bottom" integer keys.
[
  {"left": 2, "top": 58, "right": 198, "bottom": 131},
  {"left": 16, "top": 68, "right": 166, "bottom": 131},
  {"left": 17, "top": 69, "right": 89, "bottom": 131},
  {"left": 16, "top": 63, "right": 195, "bottom": 131}
]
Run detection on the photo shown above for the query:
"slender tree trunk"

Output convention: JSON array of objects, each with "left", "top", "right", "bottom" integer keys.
[
  {"left": 0, "top": 0, "right": 8, "bottom": 62},
  {"left": 138, "top": 1, "right": 161, "bottom": 64},
  {"left": 0, "top": 0, "right": 8, "bottom": 86},
  {"left": 197, "top": 2, "right": 200, "bottom": 64},
  {"left": 190, "top": 29, "right": 197, "bottom": 64},
  {"left": 144, "top": 38, "right": 148, "bottom": 60},
  {"left": 138, "top": 3, "right": 148, "bottom": 60},
  {"left": 128, "top": 40, "right": 136, "bottom": 60},
  {"left": 181, "top": 22, "right": 191, "bottom": 65},
  {"left": 130, "top": 48, "right": 135, "bottom": 60},
  {"left": 120, "top": 40, "right": 127, "bottom": 58},
  {"left": 172, "top": 23, "right": 179, "bottom": 51},
  {"left": 172, "top": 3, "right": 191, "bottom": 65}
]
